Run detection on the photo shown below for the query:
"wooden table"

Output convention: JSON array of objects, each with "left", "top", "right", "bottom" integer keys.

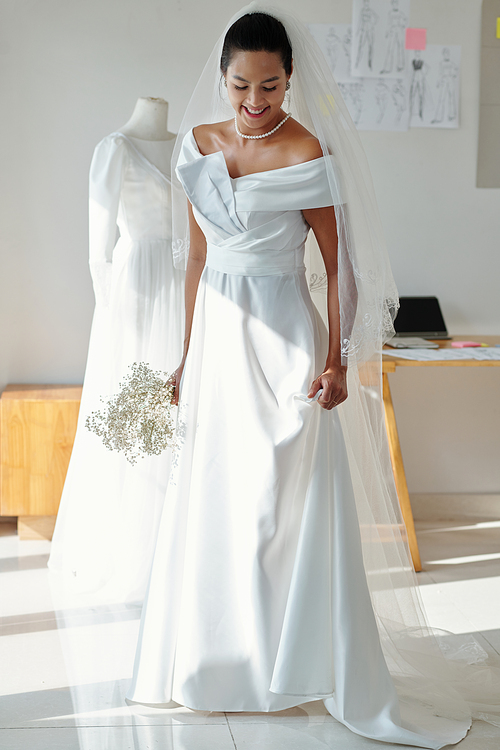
[{"left": 382, "top": 335, "right": 500, "bottom": 572}]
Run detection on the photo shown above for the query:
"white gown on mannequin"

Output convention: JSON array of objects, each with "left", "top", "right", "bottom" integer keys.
[
  {"left": 48, "top": 133, "right": 184, "bottom": 602},
  {"left": 127, "top": 130, "right": 470, "bottom": 749}
]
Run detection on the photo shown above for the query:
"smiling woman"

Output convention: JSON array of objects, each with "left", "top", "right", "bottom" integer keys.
[
  {"left": 231, "top": 57, "right": 284, "bottom": 96},
  {"left": 226, "top": 50, "right": 289, "bottom": 129},
  {"left": 194, "top": 43, "right": 321, "bottom": 180},
  {"left": 126, "top": 5, "right": 500, "bottom": 747}
]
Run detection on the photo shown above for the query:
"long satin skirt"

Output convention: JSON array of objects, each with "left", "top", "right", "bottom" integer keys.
[{"left": 128, "top": 266, "right": 468, "bottom": 749}]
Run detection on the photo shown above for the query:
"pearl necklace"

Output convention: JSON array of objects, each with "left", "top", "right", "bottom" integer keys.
[{"left": 234, "top": 112, "right": 291, "bottom": 140}]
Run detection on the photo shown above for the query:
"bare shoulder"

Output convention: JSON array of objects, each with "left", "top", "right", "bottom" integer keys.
[
  {"left": 284, "top": 119, "right": 323, "bottom": 166},
  {"left": 192, "top": 121, "right": 233, "bottom": 156}
]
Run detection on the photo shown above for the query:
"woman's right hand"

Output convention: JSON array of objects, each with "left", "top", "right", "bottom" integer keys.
[{"left": 170, "top": 360, "right": 186, "bottom": 406}]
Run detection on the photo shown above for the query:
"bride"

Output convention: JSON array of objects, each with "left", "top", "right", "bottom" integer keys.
[{"left": 127, "top": 6, "right": 500, "bottom": 747}]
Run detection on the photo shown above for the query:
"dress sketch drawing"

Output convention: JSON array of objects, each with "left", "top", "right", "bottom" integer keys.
[
  {"left": 410, "top": 51, "right": 430, "bottom": 120},
  {"left": 341, "top": 81, "right": 366, "bottom": 125},
  {"left": 391, "top": 81, "right": 407, "bottom": 123},
  {"left": 409, "top": 45, "right": 460, "bottom": 129},
  {"left": 308, "top": 24, "right": 352, "bottom": 83},
  {"left": 326, "top": 26, "right": 343, "bottom": 72},
  {"left": 355, "top": 0, "right": 379, "bottom": 70},
  {"left": 375, "top": 79, "right": 391, "bottom": 123},
  {"left": 380, "top": 0, "right": 407, "bottom": 74},
  {"left": 432, "top": 48, "right": 458, "bottom": 123},
  {"left": 343, "top": 27, "right": 352, "bottom": 71}
]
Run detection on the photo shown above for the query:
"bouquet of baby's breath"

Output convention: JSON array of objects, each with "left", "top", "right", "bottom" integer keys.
[{"left": 85, "top": 362, "right": 176, "bottom": 465}]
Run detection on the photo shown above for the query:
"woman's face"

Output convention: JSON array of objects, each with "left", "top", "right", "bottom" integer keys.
[{"left": 225, "top": 50, "right": 290, "bottom": 133}]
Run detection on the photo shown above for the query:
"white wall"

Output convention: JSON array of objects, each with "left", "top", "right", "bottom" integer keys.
[{"left": 1, "top": 0, "right": 499, "bottom": 493}]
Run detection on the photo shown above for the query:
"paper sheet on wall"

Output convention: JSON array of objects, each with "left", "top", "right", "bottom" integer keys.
[
  {"left": 351, "top": 0, "right": 410, "bottom": 79},
  {"left": 338, "top": 76, "right": 409, "bottom": 130},
  {"left": 408, "top": 44, "right": 461, "bottom": 128},
  {"left": 308, "top": 23, "right": 410, "bottom": 131},
  {"left": 308, "top": 23, "right": 354, "bottom": 83}
]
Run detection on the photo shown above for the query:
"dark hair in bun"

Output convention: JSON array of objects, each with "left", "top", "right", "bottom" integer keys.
[{"left": 220, "top": 12, "right": 293, "bottom": 76}]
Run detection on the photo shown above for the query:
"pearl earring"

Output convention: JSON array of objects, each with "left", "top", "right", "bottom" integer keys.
[
  {"left": 285, "top": 81, "right": 291, "bottom": 91},
  {"left": 223, "top": 78, "right": 227, "bottom": 87}
]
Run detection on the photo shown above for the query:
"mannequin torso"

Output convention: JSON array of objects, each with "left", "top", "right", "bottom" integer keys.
[
  {"left": 119, "top": 97, "right": 176, "bottom": 141},
  {"left": 118, "top": 97, "right": 177, "bottom": 175}
]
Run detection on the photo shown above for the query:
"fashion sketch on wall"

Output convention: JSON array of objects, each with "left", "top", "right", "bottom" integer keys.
[
  {"left": 309, "top": 22, "right": 409, "bottom": 131},
  {"left": 339, "top": 76, "right": 409, "bottom": 130},
  {"left": 351, "top": 0, "right": 410, "bottom": 79},
  {"left": 409, "top": 50, "right": 430, "bottom": 120},
  {"left": 379, "top": 0, "right": 408, "bottom": 74},
  {"left": 308, "top": 23, "right": 353, "bottom": 83},
  {"left": 409, "top": 45, "right": 461, "bottom": 128}
]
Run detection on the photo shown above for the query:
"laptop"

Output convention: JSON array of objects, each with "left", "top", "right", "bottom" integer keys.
[{"left": 392, "top": 296, "right": 451, "bottom": 344}]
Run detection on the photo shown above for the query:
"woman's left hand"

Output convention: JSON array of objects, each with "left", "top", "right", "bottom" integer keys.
[{"left": 308, "top": 365, "right": 348, "bottom": 410}]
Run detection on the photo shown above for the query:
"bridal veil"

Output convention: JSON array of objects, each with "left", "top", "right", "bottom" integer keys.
[{"left": 168, "top": 1, "right": 500, "bottom": 739}]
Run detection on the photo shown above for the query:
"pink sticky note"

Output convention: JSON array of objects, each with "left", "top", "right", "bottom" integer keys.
[{"left": 405, "top": 28, "right": 427, "bottom": 50}]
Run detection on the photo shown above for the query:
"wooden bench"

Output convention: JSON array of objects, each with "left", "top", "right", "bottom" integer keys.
[{"left": 0, "top": 385, "right": 82, "bottom": 539}]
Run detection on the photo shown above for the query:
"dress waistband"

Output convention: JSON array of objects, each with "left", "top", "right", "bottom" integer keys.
[
  {"left": 118, "top": 233, "right": 171, "bottom": 243},
  {"left": 205, "top": 243, "right": 305, "bottom": 277}
]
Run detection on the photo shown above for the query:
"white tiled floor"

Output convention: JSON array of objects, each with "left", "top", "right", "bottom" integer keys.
[{"left": 1, "top": 517, "right": 499, "bottom": 749}]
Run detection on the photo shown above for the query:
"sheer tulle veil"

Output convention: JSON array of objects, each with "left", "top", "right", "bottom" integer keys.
[{"left": 170, "top": 1, "right": 500, "bottom": 734}]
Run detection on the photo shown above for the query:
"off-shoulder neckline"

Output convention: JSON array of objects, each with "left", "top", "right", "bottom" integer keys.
[{"left": 187, "top": 129, "right": 326, "bottom": 181}]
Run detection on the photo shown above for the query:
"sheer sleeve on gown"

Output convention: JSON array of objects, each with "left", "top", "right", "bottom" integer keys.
[{"left": 88, "top": 134, "right": 128, "bottom": 307}]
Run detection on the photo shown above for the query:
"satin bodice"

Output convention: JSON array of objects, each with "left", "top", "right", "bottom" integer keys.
[{"left": 176, "top": 129, "right": 339, "bottom": 276}]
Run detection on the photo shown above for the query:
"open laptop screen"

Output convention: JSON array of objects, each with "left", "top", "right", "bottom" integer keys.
[{"left": 394, "top": 296, "right": 449, "bottom": 338}]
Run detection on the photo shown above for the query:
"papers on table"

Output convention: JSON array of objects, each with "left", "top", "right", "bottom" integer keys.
[
  {"left": 386, "top": 337, "right": 439, "bottom": 348},
  {"left": 383, "top": 348, "right": 500, "bottom": 361}
]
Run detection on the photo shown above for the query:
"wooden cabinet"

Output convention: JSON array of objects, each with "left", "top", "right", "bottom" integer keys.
[{"left": 0, "top": 385, "right": 82, "bottom": 539}]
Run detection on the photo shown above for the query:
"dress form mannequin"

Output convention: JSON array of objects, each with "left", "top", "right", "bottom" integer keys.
[
  {"left": 48, "top": 95, "right": 184, "bottom": 602},
  {"left": 119, "top": 97, "right": 176, "bottom": 141}
]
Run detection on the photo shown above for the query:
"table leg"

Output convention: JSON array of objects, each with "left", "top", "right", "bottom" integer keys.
[{"left": 382, "top": 373, "right": 422, "bottom": 572}]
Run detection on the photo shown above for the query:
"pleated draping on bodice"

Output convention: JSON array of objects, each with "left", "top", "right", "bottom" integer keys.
[{"left": 176, "top": 129, "right": 340, "bottom": 276}]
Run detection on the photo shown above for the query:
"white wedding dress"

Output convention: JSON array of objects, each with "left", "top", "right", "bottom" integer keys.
[
  {"left": 127, "top": 131, "right": 470, "bottom": 749},
  {"left": 48, "top": 133, "right": 184, "bottom": 602}
]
